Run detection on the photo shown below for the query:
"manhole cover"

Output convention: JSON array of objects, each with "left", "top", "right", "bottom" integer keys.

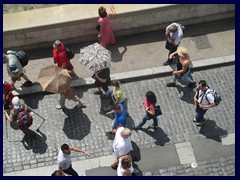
[{"left": 193, "top": 35, "right": 212, "bottom": 50}]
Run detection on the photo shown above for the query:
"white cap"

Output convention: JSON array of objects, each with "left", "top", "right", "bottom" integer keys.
[{"left": 12, "top": 96, "right": 20, "bottom": 106}]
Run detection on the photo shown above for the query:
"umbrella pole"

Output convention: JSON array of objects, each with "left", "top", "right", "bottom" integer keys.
[{"left": 30, "top": 109, "right": 46, "bottom": 130}]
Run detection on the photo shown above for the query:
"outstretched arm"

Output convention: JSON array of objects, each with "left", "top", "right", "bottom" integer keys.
[{"left": 70, "top": 146, "right": 91, "bottom": 156}]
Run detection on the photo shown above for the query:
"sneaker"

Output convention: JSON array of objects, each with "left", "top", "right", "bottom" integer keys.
[
  {"left": 166, "top": 82, "right": 176, "bottom": 87},
  {"left": 93, "top": 90, "right": 103, "bottom": 95},
  {"left": 163, "top": 61, "right": 172, "bottom": 66},
  {"left": 196, "top": 119, "right": 206, "bottom": 126},
  {"left": 56, "top": 105, "right": 65, "bottom": 109},
  {"left": 22, "top": 80, "right": 33, "bottom": 87},
  {"left": 193, "top": 118, "right": 197, "bottom": 122},
  {"left": 149, "top": 124, "right": 159, "bottom": 129}
]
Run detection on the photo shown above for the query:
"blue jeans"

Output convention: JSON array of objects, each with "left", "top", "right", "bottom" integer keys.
[
  {"left": 173, "top": 68, "right": 192, "bottom": 85},
  {"left": 136, "top": 112, "right": 158, "bottom": 128},
  {"left": 112, "top": 118, "right": 126, "bottom": 129},
  {"left": 195, "top": 106, "right": 208, "bottom": 122}
]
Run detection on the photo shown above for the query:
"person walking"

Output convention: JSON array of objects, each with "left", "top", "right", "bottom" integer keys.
[
  {"left": 134, "top": 91, "right": 159, "bottom": 130},
  {"left": 3, "top": 80, "right": 15, "bottom": 112},
  {"left": 106, "top": 103, "right": 127, "bottom": 133},
  {"left": 107, "top": 80, "right": 128, "bottom": 113},
  {"left": 193, "top": 80, "right": 215, "bottom": 126},
  {"left": 166, "top": 47, "right": 196, "bottom": 88},
  {"left": 117, "top": 155, "right": 134, "bottom": 176},
  {"left": 56, "top": 87, "right": 85, "bottom": 109},
  {"left": 97, "top": 5, "right": 116, "bottom": 47},
  {"left": 4, "top": 96, "right": 34, "bottom": 135},
  {"left": 93, "top": 67, "right": 111, "bottom": 95},
  {"left": 57, "top": 144, "right": 90, "bottom": 176},
  {"left": 52, "top": 40, "right": 76, "bottom": 77},
  {"left": 112, "top": 127, "right": 133, "bottom": 170},
  {"left": 3, "top": 53, "right": 33, "bottom": 86},
  {"left": 163, "top": 22, "right": 184, "bottom": 66}
]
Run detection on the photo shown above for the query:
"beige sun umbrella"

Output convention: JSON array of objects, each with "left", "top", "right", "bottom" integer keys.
[{"left": 38, "top": 65, "right": 72, "bottom": 94}]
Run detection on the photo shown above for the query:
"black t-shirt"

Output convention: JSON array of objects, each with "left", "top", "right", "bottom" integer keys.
[{"left": 96, "top": 68, "right": 110, "bottom": 84}]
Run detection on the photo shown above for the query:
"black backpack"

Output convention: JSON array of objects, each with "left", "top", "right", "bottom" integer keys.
[
  {"left": 7, "top": 50, "right": 29, "bottom": 67},
  {"left": 65, "top": 47, "right": 74, "bottom": 59}
]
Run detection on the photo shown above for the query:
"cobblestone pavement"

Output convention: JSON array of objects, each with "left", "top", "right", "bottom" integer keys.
[{"left": 3, "top": 65, "right": 235, "bottom": 174}]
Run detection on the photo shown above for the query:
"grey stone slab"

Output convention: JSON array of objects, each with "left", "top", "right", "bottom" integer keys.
[
  {"left": 191, "top": 139, "right": 235, "bottom": 162},
  {"left": 85, "top": 167, "right": 116, "bottom": 176}
]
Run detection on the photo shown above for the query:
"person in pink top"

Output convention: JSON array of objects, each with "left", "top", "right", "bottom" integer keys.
[
  {"left": 134, "top": 91, "right": 159, "bottom": 130},
  {"left": 97, "top": 5, "right": 116, "bottom": 47}
]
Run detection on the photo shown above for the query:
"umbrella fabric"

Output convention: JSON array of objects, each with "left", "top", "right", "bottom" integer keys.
[
  {"left": 79, "top": 43, "right": 111, "bottom": 71},
  {"left": 38, "top": 65, "right": 72, "bottom": 94}
]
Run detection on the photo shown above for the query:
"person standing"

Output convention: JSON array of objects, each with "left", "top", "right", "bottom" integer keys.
[
  {"left": 3, "top": 53, "right": 33, "bottom": 86},
  {"left": 163, "top": 22, "right": 184, "bottom": 66},
  {"left": 134, "top": 91, "right": 159, "bottom": 130},
  {"left": 93, "top": 67, "right": 111, "bottom": 95},
  {"left": 57, "top": 144, "right": 90, "bottom": 176},
  {"left": 193, "top": 80, "right": 215, "bottom": 126},
  {"left": 97, "top": 5, "right": 116, "bottom": 47},
  {"left": 112, "top": 127, "right": 133, "bottom": 169},
  {"left": 52, "top": 40, "right": 76, "bottom": 77},
  {"left": 166, "top": 47, "right": 196, "bottom": 88},
  {"left": 106, "top": 103, "right": 127, "bottom": 133}
]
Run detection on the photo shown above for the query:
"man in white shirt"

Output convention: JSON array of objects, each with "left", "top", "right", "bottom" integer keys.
[
  {"left": 193, "top": 80, "right": 215, "bottom": 126},
  {"left": 112, "top": 127, "right": 133, "bottom": 169},
  {"left": 57, "top": 144, "right": 90, "bottom": 176},
  {"left": 163, "top": 22, "right": 184, "bottom": 66}
]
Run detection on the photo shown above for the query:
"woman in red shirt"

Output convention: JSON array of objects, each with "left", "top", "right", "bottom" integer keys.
[
  {"left": 52, "top": 40, "right": 76, "bottom": 76},
  {"left": 134, "top": 91, "right": 159, "bottom": 130},
  {"left": 3, "top": 80, "right": 15, "bottom": 111}
]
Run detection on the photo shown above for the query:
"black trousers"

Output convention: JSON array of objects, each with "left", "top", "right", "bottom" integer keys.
[
  {"left": 63, "top": 165, "right": 79, "bottom": 176},
  {"left": 165, "top": 40, "right": 178, "bottom": 63}
]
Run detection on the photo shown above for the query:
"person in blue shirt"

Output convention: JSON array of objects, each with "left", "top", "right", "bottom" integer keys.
[{"left": 107, "top": 103, "right": 127, "bottom": 133}]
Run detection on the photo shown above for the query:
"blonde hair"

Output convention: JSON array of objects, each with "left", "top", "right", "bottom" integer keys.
[{"left": 177, "top": 47, "right": 189, "bottom": 57}]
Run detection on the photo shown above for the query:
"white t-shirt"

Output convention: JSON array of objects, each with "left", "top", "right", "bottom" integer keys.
[
  {"left": 113, "top": 127, "right": 133, "bottom": 158},
  {"left": 57, "top": 149, "right": 72, "bottom": 170},
  {"left": 167, "top": 22, "right": 183, "bottom": 45},
  {"left": 117, "top": 159, "right": 134, "bottom": 176},
  {"left": 197, "top": 88, "right": 214, "bottom": 110}
]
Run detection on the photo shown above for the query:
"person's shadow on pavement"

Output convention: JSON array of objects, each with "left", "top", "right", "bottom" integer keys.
[
  {"left": 62, "top": 106, "right": 91, "bottom": 140},
  {"left": 21, "top": 129, "right": 48, "bottom": 154},
  {"left": 199, "top": 119, "right": 228, "bottom": 142},
  {"left": 108, "top": 44, "right": 127, "bottom": 62},
  {"left": 130, "top": 141, "right": 143, "bottom": 176},
  {"left": 126, "top": 115, "right": 135, "bottom": 130},
  {"left": 142, "top": 127, "right": 170, "bottom": 146},
  {"left": 175, "top": 85, "right": 196, "bottom": 105}
]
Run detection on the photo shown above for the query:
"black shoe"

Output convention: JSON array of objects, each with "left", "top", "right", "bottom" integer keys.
[
  {"left": 163, "top": 61, "right": 172, "bottom": 66},
  {"left": 133, "top": 127, "right": 142, "bottom": 131},
  {"left": 22, "top": 81, "right": 33, "bottom": 87},
  {"left": 196, "top": 119, "right": 207, "bottom": 126},
  {"left": 166, "top": 82, "right": 176, "bottom": 87},
  {"left": 93, "top": 90, "right": 103, "bottom": 95},
  {"left": 188, "top": 81, "right": 196, "bottom": 88},
  {"left": 149, "top": 124, "right": 159, "bottom": 129}
]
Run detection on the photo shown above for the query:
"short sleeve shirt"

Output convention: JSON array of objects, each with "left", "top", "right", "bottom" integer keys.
[
  {"left": 57, "top": 149, "right": 72, "bottom": 170},
  {"left": 167, "top": 23, "right": 183, "bottom": 45},
  {"left": 197, "top": 88, "right": 214, "bottom": 110},
  {"left": 113, "top": 87, "right": 125, "bottom": 103},
  {"left": 115, "top": 104, "right": 127, "bottom": 127}
]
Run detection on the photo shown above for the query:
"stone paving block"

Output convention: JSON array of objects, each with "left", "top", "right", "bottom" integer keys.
[{"left": 99, "top": 155, "right": 114, "bottom": 167}]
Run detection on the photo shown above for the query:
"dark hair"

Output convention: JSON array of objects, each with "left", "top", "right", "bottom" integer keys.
[
  {"left": 111, "top": 80, "right": 120, "bottom": 88},
  {"left": 198, "top": 80, "right": 207, "bottom": 87},
  {"left": 112, "top": 103, "right": 121, "bottom": 111},
  {"left": 61, "top": 144, "right": 69, "bottom": 151},
  {"left": 51, "top": 170, "right": 64, "bottom": 176},
  {"left": 98, "top": 6, "right": 107, "bottom": 18},
  {"left": 146, "top": 91, "right": 157, "bottom": 104}
]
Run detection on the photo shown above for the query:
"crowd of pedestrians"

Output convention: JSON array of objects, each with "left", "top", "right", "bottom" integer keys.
[{"left": 3, "top": 5, "right": 218, "bottom": 176}]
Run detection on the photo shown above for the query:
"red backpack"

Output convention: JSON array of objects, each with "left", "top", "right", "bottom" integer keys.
[{"left": 13, "top": 104, "right": 33, "bottom": 129}]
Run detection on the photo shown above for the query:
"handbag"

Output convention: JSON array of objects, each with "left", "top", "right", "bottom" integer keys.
[{"left": 154, "top": 105, "right": 162, "bottom": 116}]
